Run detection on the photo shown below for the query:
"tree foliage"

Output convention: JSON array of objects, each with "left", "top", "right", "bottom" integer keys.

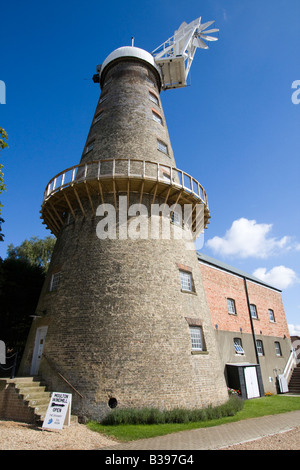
[
  {"left": 7, "top": 235, "right": 56, "bottom": 272},
  {"left": 0, "top": 127, "right": 8, "bottom": 242},
  {"left": 0, "top": 127, "right": 8, "bottom": 203},
  {"left": 0, "top": 258, "right": 45, "bottom": 371}
]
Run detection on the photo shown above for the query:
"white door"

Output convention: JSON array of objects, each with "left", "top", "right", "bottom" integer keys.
[
  {"left": 244, "top": 366, "right": 260, "bottom": 399},
  {"left": 30, "top": 326, "right": 48, "bottom": 375}
]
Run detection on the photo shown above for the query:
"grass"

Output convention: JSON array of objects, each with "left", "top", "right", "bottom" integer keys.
[{"left": 87, "top": 395, "right": 300, "bottom": 442}]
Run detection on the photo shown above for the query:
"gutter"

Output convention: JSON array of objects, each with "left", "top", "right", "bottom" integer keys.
[{"left": 243, "top": 277, "right": 260, "bottom": 365}]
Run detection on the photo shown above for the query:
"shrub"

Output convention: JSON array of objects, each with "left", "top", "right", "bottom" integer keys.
[{"left": 101, "top": 396, "right": 243, "bottom": 425}]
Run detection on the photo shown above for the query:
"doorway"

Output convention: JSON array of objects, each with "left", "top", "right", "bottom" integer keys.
[
  {"left": 30, "top": 326, "right": 48, "bottom": 376},
  {"left": 244, "top": 366, "right": 260, "bottom": 399}
]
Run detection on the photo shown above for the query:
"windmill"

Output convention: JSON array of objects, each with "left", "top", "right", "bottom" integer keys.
[
  {"left": 152, "top": 17, "right": 219, "bottom": 90},
  {"left": 19, "top": 15, "right": 228, "bottom": 421}
]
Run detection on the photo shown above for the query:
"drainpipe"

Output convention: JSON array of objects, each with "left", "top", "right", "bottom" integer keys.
[{"left": 243, "top": 277, "right": 260, "bottom": 365}]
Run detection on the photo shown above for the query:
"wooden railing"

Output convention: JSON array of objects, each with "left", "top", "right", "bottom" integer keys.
[
  {"left": 43, "top": 158, "right": 208, "bottom": 207},
  {"left": 43, "top": 353, "right": 84, "bottom": 399}
]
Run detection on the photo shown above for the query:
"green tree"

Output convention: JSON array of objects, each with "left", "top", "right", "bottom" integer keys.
[
  {"left": 0, "top": 258, "right": 45, "bottom": 374},
  {"left": 7, "top": 235, "right": 56, "bottom": 272},
  {"left": 0, "top": 127, "right": 8, "bottom": 242}
]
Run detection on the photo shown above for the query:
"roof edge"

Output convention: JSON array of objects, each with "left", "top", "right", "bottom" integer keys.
[{"left": 197, "top": 251, "right": 282, "bottom": 292}]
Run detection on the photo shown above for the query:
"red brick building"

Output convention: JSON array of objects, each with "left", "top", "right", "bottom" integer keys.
[{"left": 198, "top": 253, "right": 294, "bottom": 398}]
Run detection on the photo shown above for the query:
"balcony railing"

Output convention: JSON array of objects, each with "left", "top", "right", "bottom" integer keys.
[{"left": 43, "top": 158, "right": 208, "bottom": 207}]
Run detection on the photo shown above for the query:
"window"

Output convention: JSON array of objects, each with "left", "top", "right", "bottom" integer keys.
[
  {"left": 250, "top": 304, "right": 258, "bottom": 319},
  {"left": 171, "top": 210, "right": 181, "bottom": 226},
  {"left": 234, "top": 338, "right": 245, "bottom": 355},
  {"left": 268, "top": 309, "right": 275, "bottom": 322},
  {"left": 149, "top": 91, "right": 159, "bottom": 105},
  {"left": 227, "top": 298, "right": 236, "bottom": 315},
  {"left": 103, "top": 77, "right": 112, "bottom": 88},
  {"left": 162, "top": 170, "right": 171, "bottom": 182},
  {"left": 256, "top": 340, "right": 264, "bottom": 356},
  {"left": 50, "top": 272, "right": 61, "bottom": 292},
  {"left": 94, "top": 112, "right": 103, "bottom": 124},
  {"left": 157, "top": 140, "right": 168, "bottom": 155},
  {"left": 99, "top": 95, "right": 108, "bottom": 104},
  {"left": 189, "top": 326, "right": 203, "bottom": 351},
  {"left": 275, "top": 341, "right": 282, "bottom": 356},
  {"left": 152, "top": 110, "right": 162, "bottom": 124},
  {"left": 180, "top": 270, "right": 193, "bottom": 292},
  {"left": 66, "top": 212, "right": 74, "bottom": 225},
  {"left": 85, "top": 143, "right": 94, "bottom": 154}
]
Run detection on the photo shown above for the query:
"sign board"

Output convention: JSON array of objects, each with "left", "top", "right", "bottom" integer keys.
[{"left": 42, "top": 392, "right": 72, "bottom": 431}]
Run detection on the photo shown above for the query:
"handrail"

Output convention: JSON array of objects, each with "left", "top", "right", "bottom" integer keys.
[
  {"left": 42, "top": 353, "right": 84, "bottom": 399},
  {"left": 0, "top": 351, "right": 18, "bottom": 379},
  {"left": 43, "top": 158, "right": 208, "bottom": 207},
  {"left": 283, "top": 348, "right": 297, "bottom": 381}
]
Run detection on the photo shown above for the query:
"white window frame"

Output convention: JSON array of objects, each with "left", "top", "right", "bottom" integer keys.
[
  {"left": 85, "top": 143, "right": 94, "bottom": 154},
  {"left": 94, "top": 113, "right": 103, "bottom": 124},
  {"left": 152, "top": 110, "right": 163, "bottom": 124},
  {"left": 170, "top": 210, "right": 181, "bottom": 226},
  {"left": 50, "top": 272, "right": 61, "bottom": 292},
  {"left": 250, "top": 304, "right": 258, "bottom": 319},
  {"left": 268, "top": 309, "right": 275, "bottom": 322},
  {"left": 189, "top": 326, "right": 203, "bottom": 351},
  {"left": 157, "top": 140, "right": 168, "bottom": 155},
  {"left": 149, "top": 91, "right": 159, "bottom": 105},
  {"left": 99, "top": 95, "right": 108, "bottom": 104},
  {"left": 180, "top": 270, "right": 193, "bottom": 292},
  {"left": 275, "top": 341, "right": 282, "bottom": 356},
  {"left": 234, "top": 337, "right": 245, "bottom": 355},
  {"left": 227, "top": 298, "right": 236, "bottom": 315},
  {"left": 162, "top": 170, "right": 171, "bottom": 182},
  {"left": 256, "top": 339, "right": 264, "bottom": 356}
]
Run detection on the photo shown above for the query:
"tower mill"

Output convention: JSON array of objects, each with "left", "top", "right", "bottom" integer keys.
[{"left": 19, "top": 17, "right": 229, "bottom": 420}]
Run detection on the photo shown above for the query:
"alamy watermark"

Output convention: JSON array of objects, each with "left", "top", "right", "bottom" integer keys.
[
  {"left": 95, "top": 196, "right": 205, "bottom": 250},
  {"left": 291, "top": 80, "right": 300, "bottom": 105},
  {"left": 0, "top": 80, "right": 6, "bottom": 105}
]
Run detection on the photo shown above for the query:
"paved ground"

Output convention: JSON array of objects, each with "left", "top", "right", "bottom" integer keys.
[{"left": 101, "top": 410, "right": 300, "bottom": 450}]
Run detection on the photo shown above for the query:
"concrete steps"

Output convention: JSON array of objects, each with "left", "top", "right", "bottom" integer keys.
[
  {"left": 1, "top": 377, "right": 78, "bottom": 425},
  {"left": 12, "top": 377, "right": 51, "bottom": 422}
]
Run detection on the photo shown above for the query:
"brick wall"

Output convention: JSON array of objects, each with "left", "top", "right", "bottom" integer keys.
[
  {"left": 0, "top": 380, "right": 35, "bottom": 423},
  {"left": 199, "top": 262, "right": 290, "bottom": 339},
  {"left": 198, "top": 260, "right": 292, "bottom": 394}
]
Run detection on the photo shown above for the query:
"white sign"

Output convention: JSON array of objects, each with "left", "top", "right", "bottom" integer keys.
[{"left": 42, "top": 392, "right": 72, "bottom": 431}]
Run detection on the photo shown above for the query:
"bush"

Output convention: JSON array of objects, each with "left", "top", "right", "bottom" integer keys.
[{"left": 101, "top": 396, "right": 243, "bottom": 425}]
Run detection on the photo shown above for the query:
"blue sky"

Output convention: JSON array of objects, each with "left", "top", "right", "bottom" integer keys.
[{"left": 1, "top": 0, "right": 299, "bottom": 334}]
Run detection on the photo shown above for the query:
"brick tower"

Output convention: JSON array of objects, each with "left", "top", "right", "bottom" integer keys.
[{"left": 19, "top": 19, "right": 228, "bottom": 420}]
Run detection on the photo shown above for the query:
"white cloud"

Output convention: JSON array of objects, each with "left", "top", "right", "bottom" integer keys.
[
  {"left": 206, "top": 218, "right": 292, "bottom": 259},
  {"left": 253, "top": 265, "right": 299, "bottom": 290},
  {"left": 288, "top": 324, "right": 300, "bottom": 336}
]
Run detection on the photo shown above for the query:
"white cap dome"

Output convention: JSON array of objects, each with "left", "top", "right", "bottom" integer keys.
[{"left": 99, "top": 46, "right": 162, "bottom": 86}]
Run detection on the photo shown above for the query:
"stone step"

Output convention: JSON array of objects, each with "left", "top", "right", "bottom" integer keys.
[
  {"left": 25, "top": 396, "right": 51, "bottom": 408},
  {"left": 14, "top": 376, "right": 43, "bottom": 382},
  {"left": 33, "top": 405, "right": 50, "bottom": 421},
  {"left": 17, "top": 386, "right": 48, "bottom": 395},
  {"left": 11, "top": 377, "right": 53, "bottom": 423},
  {"left": 14, "top": 381, "right": 46, "bottom": 389}
]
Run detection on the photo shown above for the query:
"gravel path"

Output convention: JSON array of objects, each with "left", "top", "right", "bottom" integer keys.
[{"left": 0, "top": 420, "right": 119, "bottom": 450}]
